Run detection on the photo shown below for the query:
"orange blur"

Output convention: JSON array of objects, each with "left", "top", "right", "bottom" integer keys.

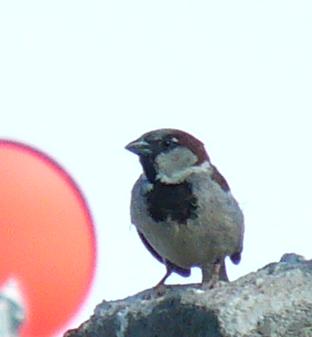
[{"left": 0, "top": 141, "right": 96, "bottom": 337}]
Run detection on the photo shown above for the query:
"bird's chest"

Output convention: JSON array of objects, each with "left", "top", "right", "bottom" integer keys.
[
  {"left": 131, "top": 174, "right": 242, "bottom": 267},
  {"left": 132, "top": 180, "right": 207, "bottom": 267},
  {"left": 145, "top": 181, "right": 198, "bottom": 225}
]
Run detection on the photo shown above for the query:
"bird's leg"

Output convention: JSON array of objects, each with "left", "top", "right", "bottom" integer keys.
[
  {"left": 201, "top": 259, "right": 222, "bottom": 289},
  {"left": 218, "top": 259, "right": 229, "bottom": 282},
  {"left": 155, "top": 268, "right": 171, "bottom": 287},
  {"left": 151, "top": 267, "right": 172, "bottom": 296}
]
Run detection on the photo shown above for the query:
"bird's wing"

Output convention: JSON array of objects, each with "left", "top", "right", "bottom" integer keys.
[{"left": 137, "top": 230, "right": 191, "bottom": 277}]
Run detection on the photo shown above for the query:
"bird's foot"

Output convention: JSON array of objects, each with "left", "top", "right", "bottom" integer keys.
[
  {"left": 153, "top": 283, "right": 167, "bottom": 296},
  {"left": 201, "top": 260, "right": 223, "bottom": 290},
  {"left": 141, "top": 283, "right": 167, "bottom": 300},
  {"left": 201, "top": 274, "right": 220, "bottom": 290},
  {"left": 150, "top": 269, "right": 171, "bottom": 296}
]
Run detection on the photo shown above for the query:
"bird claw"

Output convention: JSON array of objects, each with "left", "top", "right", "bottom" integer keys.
[
  {"left": 153, "top": 283, "right": 167, "bottom": 296},
  {"left": 201, "top": 276, "right": 219, "bottom": 290},
  {"left": 141, "top": 283, "right": 167, "bottom": 300},
  {"left": 201, "top": 260, "right": 226, "bottom": 290}
]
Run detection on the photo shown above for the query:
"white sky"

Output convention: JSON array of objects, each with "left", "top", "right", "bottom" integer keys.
[{"left": 1, "top": 0, "right": 312, "bottom": 335}]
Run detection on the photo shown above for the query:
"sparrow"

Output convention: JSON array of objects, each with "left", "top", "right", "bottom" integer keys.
[{"left": 125, "top": 128, "right": 244, "bottom": 288}]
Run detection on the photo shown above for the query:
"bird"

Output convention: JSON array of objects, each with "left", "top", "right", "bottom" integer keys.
[{"left": 125, "top": 128, "right": 244, "bottom": 288}]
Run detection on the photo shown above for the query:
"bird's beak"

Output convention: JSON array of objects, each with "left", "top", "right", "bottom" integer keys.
[{"left": 125, "top": 139, "right": 151, "bottom": 156}]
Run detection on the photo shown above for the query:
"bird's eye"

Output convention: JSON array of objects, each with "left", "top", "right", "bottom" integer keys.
[
  {"left": 162, "top": 137, "right": 178, "bottom": 148},
  {"left": 163, "top": 139, "right": 172, "bottom": 147}
]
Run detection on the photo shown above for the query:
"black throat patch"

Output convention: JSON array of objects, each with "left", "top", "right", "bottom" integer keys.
[{"left": 145, "top": 181, "right": 198, "bottom": 224}]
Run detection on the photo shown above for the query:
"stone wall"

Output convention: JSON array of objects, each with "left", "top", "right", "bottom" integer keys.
[{"left": 65, "top": 254, "right": 312, "bottom": 337}]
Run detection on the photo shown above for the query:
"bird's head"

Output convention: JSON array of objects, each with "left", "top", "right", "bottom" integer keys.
[{"left": 126, "top": 129, "right": 210, "bottom": 184}]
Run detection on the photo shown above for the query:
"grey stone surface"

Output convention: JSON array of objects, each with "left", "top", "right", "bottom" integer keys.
[{"left": 65, "top": 253, "right": 312, "bottom": 337}]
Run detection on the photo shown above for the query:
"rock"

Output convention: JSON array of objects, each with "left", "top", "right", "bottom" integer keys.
[{"left": 65, "top": 253, "right": 312, "bottom": 337}]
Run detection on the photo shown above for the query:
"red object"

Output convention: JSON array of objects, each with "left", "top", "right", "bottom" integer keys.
[{"left": 0, "top": 140, "right": 96, "bottom": 337}]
